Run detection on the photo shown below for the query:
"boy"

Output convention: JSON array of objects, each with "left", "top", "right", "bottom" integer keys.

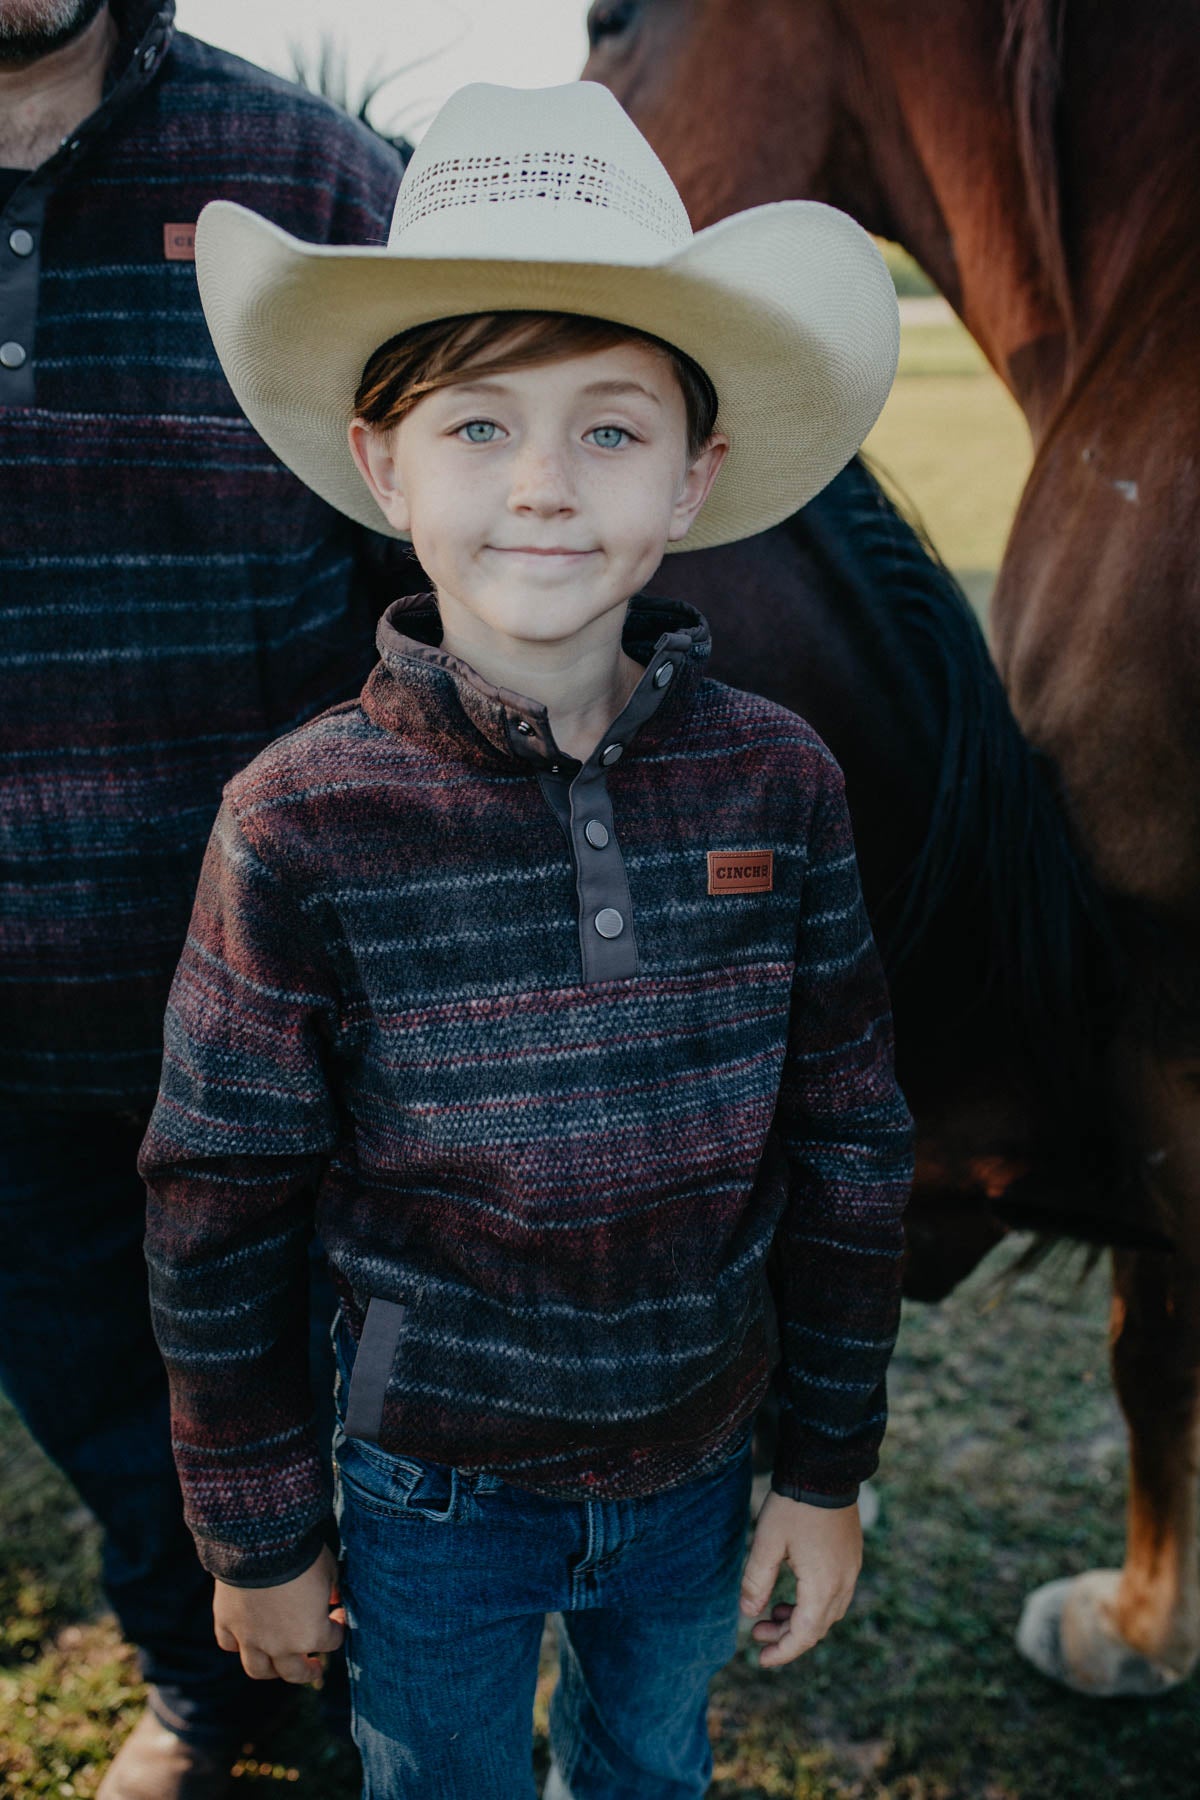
[{"left": 140, "top": 81, "right": 911, "bottom": 1799}]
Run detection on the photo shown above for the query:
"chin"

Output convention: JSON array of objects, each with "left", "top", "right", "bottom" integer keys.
[{"left": 478, "top": 583, "right": 618, "bottom": 637}]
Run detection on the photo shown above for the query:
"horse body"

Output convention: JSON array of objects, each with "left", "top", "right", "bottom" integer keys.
[{"left": 585, "top": 0, "right": 1200, "bottom": 1694}]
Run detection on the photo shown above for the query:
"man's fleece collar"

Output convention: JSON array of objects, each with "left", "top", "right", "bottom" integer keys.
[
  {"left": 18, "top": 1, "right": 176, "bottom": 187},
  {"left": 362, "top": 591, "right": 711, "bottom": 772}
]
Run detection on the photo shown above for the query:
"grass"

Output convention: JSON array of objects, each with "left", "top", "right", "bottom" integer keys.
[
  {"left": 4, "top": 1237, "right": 1198, "bottom": 1796},
  {"left": 863, "top": 316, "right": 1032, "bottom": 622},
  {"left": 879, "top": 242, "right": 937, "bottom": 300}
]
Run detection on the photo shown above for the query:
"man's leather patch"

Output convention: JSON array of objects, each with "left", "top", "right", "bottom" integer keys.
[
  {"left": 707, "top": 850, "right": 773, "bottom": 894},
  {"left": 163, "top": 223, "right": 195, "bottom": 261}
]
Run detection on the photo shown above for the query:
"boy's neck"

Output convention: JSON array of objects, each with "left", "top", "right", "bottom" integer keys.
[{"left": 434, "top": 589, "right": 647, "bottom": 765}]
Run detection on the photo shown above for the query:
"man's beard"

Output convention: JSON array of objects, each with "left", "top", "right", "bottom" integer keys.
[{"left": 0, "top": 0, "right": 110, "bottom": 65}]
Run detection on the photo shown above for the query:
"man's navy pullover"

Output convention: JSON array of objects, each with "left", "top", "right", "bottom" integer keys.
[
  {"left": 0, "top": 0, "right": 404, "bottom": 1108},
  {"left": 140, "top": 591, "right": 915, "bottom": 1587}
]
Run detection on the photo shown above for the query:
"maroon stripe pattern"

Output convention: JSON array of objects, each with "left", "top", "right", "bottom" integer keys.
[
  {"left": 140, "top": 595, "right": 913, "bottom": 1585},
  {"left": 0, "top": 0, "right": 404, "bottom": 1107}
]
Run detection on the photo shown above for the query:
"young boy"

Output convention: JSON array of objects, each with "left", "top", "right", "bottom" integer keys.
[{"left": 140, "top": 81, "right": 911, "bottom": 1799}]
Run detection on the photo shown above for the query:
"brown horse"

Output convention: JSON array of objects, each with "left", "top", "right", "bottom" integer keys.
[{"left": 585, "top": 0, "right": 1200, "bottom": 1696}]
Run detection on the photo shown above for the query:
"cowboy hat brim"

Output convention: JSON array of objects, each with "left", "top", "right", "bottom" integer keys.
[{"left": 194, "top": 195, "right": 899, "bottom": 553}]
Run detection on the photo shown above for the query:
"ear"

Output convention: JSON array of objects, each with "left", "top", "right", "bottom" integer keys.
[
  {"left": 666, "top": 435, "right": 730, "bottom": 543},
  {"left": 347, "top": 419, "right": 412, "bottom": 534}
]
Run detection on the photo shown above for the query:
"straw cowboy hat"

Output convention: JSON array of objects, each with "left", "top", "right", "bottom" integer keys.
[{"left": 194, "top": 80, "right": 899, "bottom": 552}]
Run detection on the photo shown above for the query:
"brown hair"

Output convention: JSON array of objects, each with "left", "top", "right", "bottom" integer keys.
[{"left": 353, "top": 311, "right": 720, "bottom": 460}]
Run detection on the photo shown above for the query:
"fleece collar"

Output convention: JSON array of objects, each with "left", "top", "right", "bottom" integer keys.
[{"left": 362, "top": 590, "right": 712, "bottom": 773}]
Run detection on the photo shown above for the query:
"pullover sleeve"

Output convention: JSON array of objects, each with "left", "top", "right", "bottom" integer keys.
[
  {"left": 139, "top": 801, "right": 341, "bottom": 1587},
  {"left": 769, "top": 759, "right": 914, "bottom": 1507}
]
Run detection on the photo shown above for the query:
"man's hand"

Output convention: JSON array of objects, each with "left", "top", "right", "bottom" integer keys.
[
  {"left": 739, "top": 1490, "right": 862, "bottom": 1667},
  {"left": 214, "top": 1544, "right": 345, "bottom": 1685}
]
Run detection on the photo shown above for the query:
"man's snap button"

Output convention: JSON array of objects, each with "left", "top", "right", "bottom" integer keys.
[
  {"left": 9, "top": 229, "right": 34, "bottom": 258},
  {"left": 653, "top": 662, "right": 674, "bottom": 688},
  {"left": 0, "top": 341, "right": 27, "bottom": 369},
  {"left": 594, "top": 908, "right": 624, "bottom": 938},
  {"left": 584, "top": 820, "right": 609, "bottom": 849},
  {"left": 600, "top": 742, "right": 623, "bottom": 766}
]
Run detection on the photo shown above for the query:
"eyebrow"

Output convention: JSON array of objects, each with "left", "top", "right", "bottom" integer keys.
[{"left": 443, "top": 377, "right": 663, "bottom": 406}]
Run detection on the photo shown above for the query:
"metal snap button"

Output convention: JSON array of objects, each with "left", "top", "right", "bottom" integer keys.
[
  {"left": 515, "top": 720, "right": 533, "bottom": 735},
  {"left": 0, "top": 341, "right": 27, "bottom": 369},
  {"left": 600, "top": 742, "right": 623, "bottom": 766},
  {"left": 142, "top": 44, "right": 158, "bottom": 71},
  {"left": 653, "top": 662, "right": 674, "bottom": 688},
  {"left": 584, "top": 820, "right": 609, "bottom": 849},
  {"left": 9, "top": 228, "right": 34, "bottom": 258},
  {"left": 594, "top": 908, "right": 624, "bottom": 938}
]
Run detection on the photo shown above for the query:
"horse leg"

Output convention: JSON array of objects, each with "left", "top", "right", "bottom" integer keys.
[{"left": 1016, "top": 1245, "right": 1200, "bottom": 1693}]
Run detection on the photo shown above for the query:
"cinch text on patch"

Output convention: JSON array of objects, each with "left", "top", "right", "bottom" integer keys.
[{"left": 707, "top": 850, "right": 773, "bottom": 894}]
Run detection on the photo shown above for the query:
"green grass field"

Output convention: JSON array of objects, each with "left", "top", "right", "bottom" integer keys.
[{"left": 5, "top": 1240, "right": 1198, "bottom": 1797}]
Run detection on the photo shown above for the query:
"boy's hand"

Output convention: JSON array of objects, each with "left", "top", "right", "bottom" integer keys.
[
  {"left": 213, "top": 1544, "right": 346, "bottom": 1685},
  {"left": 739, "top": 1490, "right": 862, "bottom": 1667}
]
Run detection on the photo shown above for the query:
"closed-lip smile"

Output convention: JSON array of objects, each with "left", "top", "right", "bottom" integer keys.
[{"left": 491, "top": 545, "right": 596, "bottom": 555}]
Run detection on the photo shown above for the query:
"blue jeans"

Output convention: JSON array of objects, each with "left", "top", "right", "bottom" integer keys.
[
  {"left": 0, "top": 1109, "right": 347, "bottom": 1744},
  {"left": 332, "top": 1322, "right": 753, "bottom": 1799}
]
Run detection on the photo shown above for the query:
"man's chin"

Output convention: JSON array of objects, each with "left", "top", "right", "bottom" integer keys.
[{"left": 0, "top": 0, "right": 108, "bottom": 68}]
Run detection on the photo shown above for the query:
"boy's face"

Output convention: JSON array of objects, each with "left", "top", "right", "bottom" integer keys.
[{"left": 348, "top": 339, "right": 727, "bottom": 650}]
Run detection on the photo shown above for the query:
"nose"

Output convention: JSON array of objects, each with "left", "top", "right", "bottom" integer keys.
[{"left": 506, "top": 437, "right": 576, "bottom": 517}]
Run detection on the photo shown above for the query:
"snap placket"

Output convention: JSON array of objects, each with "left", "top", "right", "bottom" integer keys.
[{"left": 372, "top": 596, "right": 705, "bottom": 987}]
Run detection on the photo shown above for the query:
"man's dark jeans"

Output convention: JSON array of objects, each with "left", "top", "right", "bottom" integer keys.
[{"left": 0, "top": 1108, "right": 346, "bottom": 1745}]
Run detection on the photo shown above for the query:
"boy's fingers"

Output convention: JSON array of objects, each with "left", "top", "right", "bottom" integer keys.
[
  {"left": 240, "top": 1647, "right": 277, "bottom": 1681},
  {"left": 739, "top": 1547, "right": 782, "bottom": 1615},
  {"left": 750, "top": 1614, "right": 791, "bottom": 1643},
  {"left": 272, "top": 1651, "right": 325, "bottom": 1686},
  {"left": 758, "top": 1605, "right": 827, "bottom": 1667}
]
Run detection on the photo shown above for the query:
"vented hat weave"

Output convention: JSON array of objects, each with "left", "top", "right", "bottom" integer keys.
[{"left": 194, "top": 80, "right": 899, "bottom": 551}]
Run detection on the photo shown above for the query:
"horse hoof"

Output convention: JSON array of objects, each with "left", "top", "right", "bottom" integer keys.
[{"left": 1015, "top": 1570, "right": 1190, "bottom": 1696}]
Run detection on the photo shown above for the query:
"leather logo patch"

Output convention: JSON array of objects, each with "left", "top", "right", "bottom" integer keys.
[
  {"left": 707, "top": 850, "right": 773, "bottom": 894},
  {"left": 163, "top": 222, "right": 196, "bottom": 261}
]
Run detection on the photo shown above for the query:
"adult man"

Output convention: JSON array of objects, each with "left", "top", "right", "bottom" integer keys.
[{"left": 0, "top": 3, "right": 408, "bottom": 1792}]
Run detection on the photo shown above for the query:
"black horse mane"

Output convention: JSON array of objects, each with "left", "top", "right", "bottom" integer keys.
[
  {"left": 800, "top": 457, "right": 1115, "bottom": 1027},
  {"left": 794, "top": 459, "right": 1157, "bottom": 1261}
]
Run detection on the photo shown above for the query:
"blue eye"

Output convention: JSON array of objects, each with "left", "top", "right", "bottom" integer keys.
[
  {"left": 588, "top": 426, "right": 629, "bottom": 449},
  {"left": 458, "top": 420, "right": 501, "bottom": 443}
]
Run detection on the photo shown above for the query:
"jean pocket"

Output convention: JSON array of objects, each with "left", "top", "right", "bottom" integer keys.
[{"left": 334, "top": 1430, "right": 477, "bottom": 1525}]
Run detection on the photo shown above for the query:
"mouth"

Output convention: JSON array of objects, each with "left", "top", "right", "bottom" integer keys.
[{"left": 488, "top": 546, "right": 598, "bottom": 558}]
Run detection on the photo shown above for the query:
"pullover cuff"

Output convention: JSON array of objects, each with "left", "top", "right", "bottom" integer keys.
[
  {"left": 196, "top": 1520, "right": 334, "bottom": 1590},
  {"left": 771, "top": 1476, "right": 860, "bottom": 1509}
]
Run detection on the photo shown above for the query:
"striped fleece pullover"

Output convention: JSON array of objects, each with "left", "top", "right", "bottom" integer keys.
[
  {"left": 140, "top": 591, "right": 914, "bottom": 1587},
  {"left": 0, "top": 0, "right": 404, "bottom": 1108}
]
